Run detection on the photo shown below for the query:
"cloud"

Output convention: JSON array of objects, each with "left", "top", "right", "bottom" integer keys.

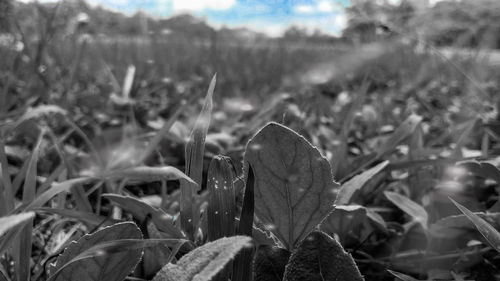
[
  {"left": 334, "top": 13, "right": 347, "bottom": 30},
  {"left": 317, "top": 1, "right": 338, "bottom": 12},
  {"left": 293, "top": 1, "right": 343, "bottom": 14},
  {"left": 293, "top": 4, "right": 315, "bottom": 14},
  {"left": 172, "top": 0, "right": 236, "bottom": 11}
]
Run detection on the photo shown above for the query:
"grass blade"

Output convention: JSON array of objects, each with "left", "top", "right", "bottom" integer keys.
[
  {"left": 387, "top": 270, "right": 420, "bottom": 281},
  {"left": 451, "top": 198, "right": 500, "bottom": 254},
  {"left": 16, "top": 131, "right": 43, "bottom": 281},
  {"left": 181, "top": 74, "right": 216, "bottom": 240},
  {"left": 0, "top": 212, "right": 34, "bottom": 237},
  {"left": 336, "top": 161, "right": 388, "bottom": 205},
  {"left": 122, "top": 65, "right": 135, "bottom": 99},
  {"left": 376, "top": 114, "right": 422, "bottom": 158},
  {"left": 33, "top": 207, "right": 116, "bottom": 228},
  {"left": 232, "top": 164, "right": 255, "bottom": 281},
  {"left": 137, "top": 101, "right": 188, "bottom": 164},
  {"left": 22, "top": 177, "right": 95, "bottom": 211},
  {"left": 384, "top": 191, "right": 428, "bottom": 229},
  {"left": 100, "top": 166, "right": 196, "bottom": 184},
  {"left": 0, "top": 139, "right": 14, "bottom": 213}
]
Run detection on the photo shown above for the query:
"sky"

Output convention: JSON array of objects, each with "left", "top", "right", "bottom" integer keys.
[{"left": 21, "top": 0, "right": 352, "bottom": 36}]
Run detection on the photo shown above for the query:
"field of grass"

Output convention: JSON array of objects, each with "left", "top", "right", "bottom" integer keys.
[{"left": 2, "top": 1, "right": 500, "bottom": 281}]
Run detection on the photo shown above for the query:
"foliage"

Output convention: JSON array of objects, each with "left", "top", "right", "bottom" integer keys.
[{"left": 1, "top": 0, "right": 500, "bottom": 280}]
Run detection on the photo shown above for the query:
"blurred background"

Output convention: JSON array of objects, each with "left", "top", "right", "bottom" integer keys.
[
  {"left": 2, "top": 0, "right": 500, "bottom": 197},
  {"left": 2, "top": 1, "right": 500, "bottom": 280}
]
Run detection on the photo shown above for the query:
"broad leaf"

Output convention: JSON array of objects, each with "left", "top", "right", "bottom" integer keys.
[
  {"left": 335, "top": 161, "right": 388, "bottom": 205},
  {"left": 152, "top": 235, "right": 251, "bottom": 281},
  {"left": 451, "top": 198, "right": 500, "bottom": 254},
  {"left": 50, "top": 238, "right": 187, "bottom": 281},
  {"left": 103, "top": 193, "right": 184, "bottom": 238},
  {"left": 385, "top": 191, "right": 428, "bottom": 229},
  {"left": 0, "top": 212, "right": 34, "bottom": 237},
  {"left": 254, "top": 245, "right": 291, "bottom": 281},
  {"left": 458, "top": 161, "right": 500, "bottom": 183},
  {"left": 283, "top": 230, "right": 364, "bottom": 281},
  {"left": 143, "top": 220, "right": 178, "bottom": 278},
  {"left": 49, "top": 222, "right": 143, "bottom": 281},
  {"left": 245, "top": 122, "right": 338, "bottom": 249}
]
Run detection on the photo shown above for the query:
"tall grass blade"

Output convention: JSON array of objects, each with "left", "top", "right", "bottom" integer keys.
[
  {"left": 181, "top": 74, "right": 216, "bottom": 240},
  {"left": 0, "top": 222, "right": 26, "bottom": 257},
  {"left": 100, "top": 166, "right": 195, "bottom": 184},
  {"left": 0, "top": 139, "right": 13, "bottom": 214},
  {"left": 232, "top": 164, "right": 255, "bottom": 281},
  {"left": 33, "top": 207, "right": 116, "bottom": 228},
  {"left": 22, "top": 177, "right": 95, "bottom": 211},
  {"left": 451, "top": 198, "right": 500, "bottom": 254},
  {"left": 16, "top": 130, "right": 43, "bottom": 281}
]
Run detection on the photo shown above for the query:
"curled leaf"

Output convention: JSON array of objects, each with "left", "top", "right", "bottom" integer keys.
[{"left": 207, "top": 155, "right": 236, "bottom": 241}]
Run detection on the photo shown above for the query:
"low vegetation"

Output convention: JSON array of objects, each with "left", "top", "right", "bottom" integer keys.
[{"left": 1, "top": 0, "right": 500, "bottom": 280}]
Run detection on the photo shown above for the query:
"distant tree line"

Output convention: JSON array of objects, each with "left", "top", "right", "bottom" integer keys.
[{"left": 344, "top": 0, "right": 500, "bottom": 49}]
